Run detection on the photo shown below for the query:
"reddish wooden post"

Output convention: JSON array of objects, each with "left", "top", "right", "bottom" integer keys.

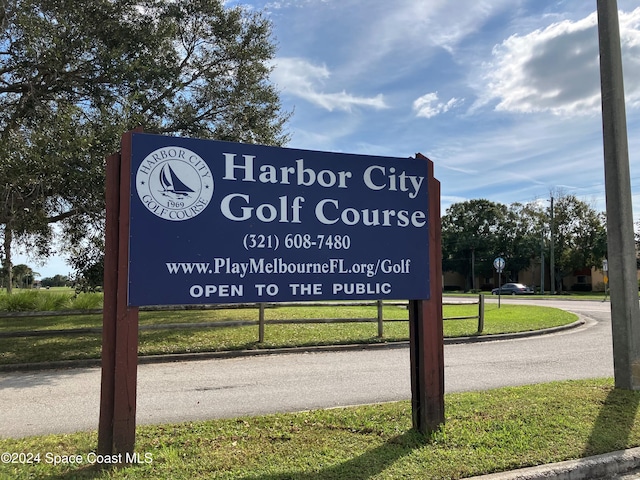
[
  {"left": 98, "top": 131, "right": 140, "bottom": 457},
  {"left": 98, "top": 152, "right": 121, "bottom": 454},
  {"left": 409, "top": 154, "right": 444, "bottom": 434},
  {"left": 113, "top": 131, "right": 139, "bottom": 455}
]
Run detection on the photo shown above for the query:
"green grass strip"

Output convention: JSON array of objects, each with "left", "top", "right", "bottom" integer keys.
[
  {"left": 1, "top": 379, "right": 637, "bottom": 479},
  {"left": 0, "top": 304, "right": 576, "bottom": 365}
]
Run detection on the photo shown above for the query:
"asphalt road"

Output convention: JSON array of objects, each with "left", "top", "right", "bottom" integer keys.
[{"left": 0, "top": 298, "right": 615, "bottom": 439}]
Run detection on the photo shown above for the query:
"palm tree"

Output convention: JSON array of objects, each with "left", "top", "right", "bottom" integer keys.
[{"left": 12, "top": 264, "right": 34, "bottom": 289}]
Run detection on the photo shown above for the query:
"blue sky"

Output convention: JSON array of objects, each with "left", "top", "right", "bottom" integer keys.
[{"left": 18, "top": 0, "right": 640, "bottom": 278}]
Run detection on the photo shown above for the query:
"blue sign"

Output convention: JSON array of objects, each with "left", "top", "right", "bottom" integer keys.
[{"left": 128, "top": 133, "right": 430, "bottom": 305}]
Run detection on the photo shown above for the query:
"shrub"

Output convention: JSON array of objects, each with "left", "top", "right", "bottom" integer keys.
[
  {"left": 69, "top": 292, "right": 104, "bottom": 310},
  {"left": 36, "top": 292, "right": 72, "bottom": 311},
  {"left": 443, "top": 285, "right": 462, "bottom": 292},
  {"left": 0, "top": 291, "right": 41, "bottom": 311},
  {"left": 0, "top": 290, "right": 84, "bottom": 311}
]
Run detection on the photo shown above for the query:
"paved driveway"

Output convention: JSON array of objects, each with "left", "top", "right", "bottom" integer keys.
[{"left": 0, "top": 299, "right": 614, "bottom": 438}]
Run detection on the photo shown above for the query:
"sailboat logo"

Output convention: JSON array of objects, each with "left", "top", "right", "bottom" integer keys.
[
  {"left": 136, "top": 146, "right": 214, "bottom": 221},
  {"left": 159, "top": 163, "right": 196, "bottom": 200}
]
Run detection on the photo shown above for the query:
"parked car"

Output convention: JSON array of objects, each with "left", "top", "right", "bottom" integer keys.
[{"left": 491, "top": 283, "right": 533, "bottom": 295}]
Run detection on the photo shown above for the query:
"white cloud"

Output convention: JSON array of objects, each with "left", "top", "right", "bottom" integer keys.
[
  {"left": 270, "top": 57, "right": 388, "bottom": 112},
  {"left": 342, "top": 0, "right": 516, "bottom": 77},
  {"left": 261, "top": 0, "right": 330, "bottom": 9},
  {"left": 479, "top": 8, "right": 640, "bottom": 116},
  {"left": 413, "top": 92, "right": 462, "bottom": 118},
  {"left": 386, "top": 1, "right": 513, "bottom": 52}
]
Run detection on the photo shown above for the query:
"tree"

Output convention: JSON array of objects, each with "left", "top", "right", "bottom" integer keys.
[
  {"left": 551, "top": 194, "right": 607, "bottom": 292},
  {"left": 40, "top": 274, "right": 69, "bottom": 288},
  {"left": 634, "top": 220, "right": 640, "bottom": 269},
  {"left": 443, "top": 196, "right": 607, "bottom": 292},
  {"left": 501, "top": 202, "right": 546, "bottom": 277},
  {"left": 0, "top": 0, "right": 290, "bottom": 292},
  {"left": 11, "top": 263, "right": 35, "bottom": 288},
  {"left": 72, "top": 255, "right": 104, "bottom": 293},
  {"left": 442, "top": 199, "right": 509, "bottom": 290}
]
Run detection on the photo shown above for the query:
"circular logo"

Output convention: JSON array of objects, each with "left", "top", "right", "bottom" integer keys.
[{"left": 136, "top": 146, "right": 213, "bottom": 221}]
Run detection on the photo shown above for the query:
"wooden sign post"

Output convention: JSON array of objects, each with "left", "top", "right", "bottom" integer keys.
[
  {"left": 409, "top": 154, "right": 444, "bottom": 434},
  {"left": 98, "top": 131, "right": 140, "bottom": 456}
]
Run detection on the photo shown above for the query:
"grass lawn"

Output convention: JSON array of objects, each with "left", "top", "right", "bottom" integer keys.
[
  {"left": 0, "top": 303, "right": 577, "bottom": 365},
  {"left": 0, "top": 378, "right": 637, "bottom": 479}
]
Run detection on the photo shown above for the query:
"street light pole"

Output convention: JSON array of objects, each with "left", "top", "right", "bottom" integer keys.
[
  {"left": 597, "top": 0, "right": 640, "bottom": 390},
  {"left": 540, "top": 229, "right": 545, "bottom": 295},
  {"left": 471, "top": 247, "right": 476, "bottom": 291}
]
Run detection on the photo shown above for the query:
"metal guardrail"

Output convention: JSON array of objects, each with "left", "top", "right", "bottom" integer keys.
[{"left": 0, "top": 296, "right": 486, "bottom": 340}]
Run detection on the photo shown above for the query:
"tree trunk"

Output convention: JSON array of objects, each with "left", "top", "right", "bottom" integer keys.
[
  {"left": 555, "top": 271, "right": 563, "bottom": 294},
  {"left": 3, "top": 227, "right": 13, "bottom": 294}
]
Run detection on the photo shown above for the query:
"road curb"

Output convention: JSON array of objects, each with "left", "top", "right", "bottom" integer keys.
[
  {"left": 0, "top": 319, "right": 586, "bottom": 373},
  {"left": 464, "top": 447, "right": 640, "bottom": 479},
  {"left": 445, "top": 319, "right": 586, "bottom": 344}
]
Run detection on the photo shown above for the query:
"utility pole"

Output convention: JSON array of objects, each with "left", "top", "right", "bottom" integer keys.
[
  {"left": 471, "top": 247, "right": 476, "bottom": 291},
  {"left": 540, "top": 229, "right": 545, "bottom": 295},
  {"left": 597, "top": 0, "right": 640, "bottom": 390},
  {"left": 549, "top": 196, "right": 555, "bottom": 295}
]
